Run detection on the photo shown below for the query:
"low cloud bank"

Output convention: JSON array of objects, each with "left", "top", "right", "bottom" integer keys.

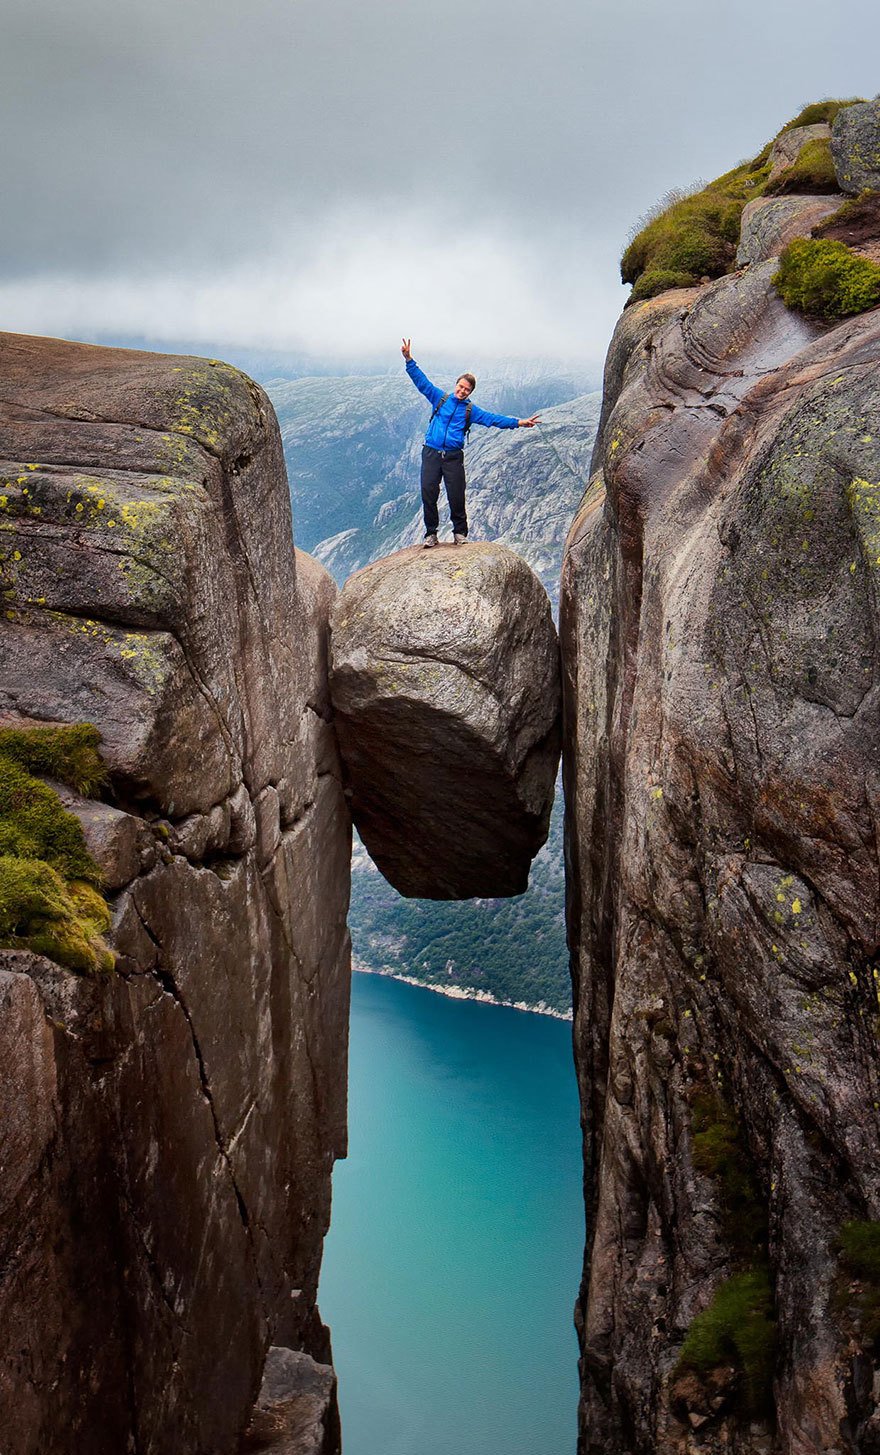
[{"left": 0, "top": 207, "right": 623, "bottom": 367}]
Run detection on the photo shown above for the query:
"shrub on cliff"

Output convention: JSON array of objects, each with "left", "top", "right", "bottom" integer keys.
[
  {"left": 773, "top": 237, "right": 880, "bottom": 320},
  {"left": 0, "top": 724, "right": 113, "bottom": 973},
  {"left": 835, "top": 1220, "right": 880, "bottom": 1345},
  {"left": 621, "top": 98, "right": 866, "bottom": 303},
  {"left": 779, "top": 98, "right": 866, "bottom": 131},
  {"left": 677, "top": 1269, "right": 776, "bottom": 1415},
  {"left": 621, "top": 154, "right": 771, "bottom": 302},
  {"left": 691, "top": 1092, "right": 767, "bottom": 1253}
]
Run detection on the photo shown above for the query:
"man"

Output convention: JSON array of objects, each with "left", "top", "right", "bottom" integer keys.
[{"left": 401, "top": 338, "right": 540, "bottom": 547}]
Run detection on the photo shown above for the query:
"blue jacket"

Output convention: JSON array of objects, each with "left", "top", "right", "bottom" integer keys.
[{"left": 406, "top": 359, "right": 518, "bottom": 451}]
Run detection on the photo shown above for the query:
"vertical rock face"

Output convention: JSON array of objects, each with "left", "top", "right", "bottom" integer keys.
[
  {"left": 562, "top": 223, "right": 880, "bottom": 1443},
  {"left": 0, "top": 334, "right": 351, "bottom": 1455}
]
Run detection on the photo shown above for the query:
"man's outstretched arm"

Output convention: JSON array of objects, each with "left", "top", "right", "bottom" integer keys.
[
  {"left": 469, "top": 403, "right": 542, "bottom": 430},
  {"left": 401, "top": 337, "right": 444, "bottom": 407}
]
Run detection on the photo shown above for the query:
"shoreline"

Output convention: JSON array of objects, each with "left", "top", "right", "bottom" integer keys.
[{"left": 352, "top": 962, "right": 573, "bottom": 1022}]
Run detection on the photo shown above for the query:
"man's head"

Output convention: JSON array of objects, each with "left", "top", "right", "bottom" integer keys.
[{"left": 454, "top": 373, "right": 476, "bottom": 400}]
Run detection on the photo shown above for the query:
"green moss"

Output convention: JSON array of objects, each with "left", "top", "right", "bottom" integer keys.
[
  {"left": 691, "top": 1092, "right": 767, "bottom": 1253},
  {"left": 620, "top": 98, "right": 867, "bottom": 304},
  {"left": 677, "top": 1269, "right": 776, "bottom": 1415},
  {"left": 835, "top": 1220, "right": 880, "bottom": 1344},
  {"left": 630, "top": 268, "right": 704, "bottom": 303},
  {"left": 766, "top": 137, "right": 838, "bottom": 196},
  {"left": 621, "top": 159, "right": 768, "bottom": 300},
  {"left": 0, "top": 723, "right": 105, "bottom": 795},
  {"left": 0, "top": 857, "right": 113, "bottom": 974},
  {"left": 0, "top": 725, "right": 113, "bottom": 973},
  {"left": 780, "top": 98, "right": 866, "bottom": 131},
  {"left": 773, "top": 237, "right": 880, "bottom": 320}
]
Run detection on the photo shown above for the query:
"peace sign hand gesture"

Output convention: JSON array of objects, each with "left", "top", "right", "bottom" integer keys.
[{"left": 401, "top": 338, "right": 412, "bottom": 360}]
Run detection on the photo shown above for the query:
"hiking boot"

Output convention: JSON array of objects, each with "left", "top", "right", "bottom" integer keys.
[
  {"left": 453, "top": 533, "right": 468, "bottom": 546},
  {"left": 423, "top": 533, "right": 439, "bottom": 549}
]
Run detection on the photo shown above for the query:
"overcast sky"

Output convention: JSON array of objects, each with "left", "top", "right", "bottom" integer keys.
[{"left": 1, "top": 0, "right": 878, "bottom": 367}]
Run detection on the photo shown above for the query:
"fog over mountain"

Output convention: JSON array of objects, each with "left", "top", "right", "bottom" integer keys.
[{"left": 4, "top": 0, "right": 879, "bottom": 363}]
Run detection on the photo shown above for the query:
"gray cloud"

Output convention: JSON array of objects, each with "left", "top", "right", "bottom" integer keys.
[{"left": 2, "top": 0, "right": 879, "bottom": 360}]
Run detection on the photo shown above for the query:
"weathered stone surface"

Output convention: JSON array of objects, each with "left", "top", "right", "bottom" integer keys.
[
  {"left": 330, "top": 542, "right": 560, "bottom": 898},
  {"left": 240, "top": 1346, "right": 339, "bottom": 1455},
  {"left": 832, "top": 97, "right": 880, "bottom": 194},
  {"left": 0, "top": 334, "right": 350, "bottom": 1455},
  {"left": 766, "top": 122, "right": 831, "bottom": 185},
  {"left": 813, "top": 186, "right": 880, "bottom": 266},
  {"left": 736, "top": 193, "right": 842, "bottom": 265},
  {"left": 562, "top": 221, "right": 880, "bottom": 1450}
]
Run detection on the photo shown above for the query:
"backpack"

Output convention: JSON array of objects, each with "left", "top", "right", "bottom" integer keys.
[{"left": 429, "top": 393, "right": 473, "bottom": 439}]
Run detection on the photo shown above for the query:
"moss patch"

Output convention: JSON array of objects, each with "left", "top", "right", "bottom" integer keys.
[
  {"left": 621, "top": 156, "right": 771, "bottom": 302},
  {"left": 835, "top": 1220, "right": 880, "bottom": 1345},
  {"left": 677, "top": 1269, "right": 776, "bottom": 1416},
  {"left": 766, "top": 137, "right": 838, "bottom": 196},
  {"left": 0, "top": 722, "right": 105, "bottom": 796},
  {"left": 0, "top": 725, "right": 113, "bottom": 973},
  {"left": 675, "top": 1092, "right": 775, "bottom": 1419},
  {"left": 773, "top": 237, "right": 880, "bottom": 320},
  {"left": 779, "top": 99, "right": 866, "bottom": 131},
  {"left": 620, "top": 97, "right": 866, "bottom": 303},
  {"left": 691, "top": 1092, "right": 767, "bottom": 1253}
]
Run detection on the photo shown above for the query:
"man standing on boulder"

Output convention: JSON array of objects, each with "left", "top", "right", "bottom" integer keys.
[{"left": 401, "top": 339, "right": 540, "bottom": 547}]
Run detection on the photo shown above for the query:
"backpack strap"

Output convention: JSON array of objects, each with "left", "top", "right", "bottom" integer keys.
[
  {"left": 429, "top": 392, "right": 473, "bottom": 441},
  {"left": 429, "top": 392, "right": 450, "bottom": 422}
]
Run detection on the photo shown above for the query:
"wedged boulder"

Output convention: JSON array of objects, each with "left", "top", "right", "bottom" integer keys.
[
  {"left": 832, "top": 96, "right": 880, "bottom": 193},
  {"left": 330, "top": 542, "right": 560, "bottom": 899}
]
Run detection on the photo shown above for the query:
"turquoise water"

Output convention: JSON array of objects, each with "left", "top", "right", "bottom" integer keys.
[{"left": 319, "top": 972, "right": 584, "bottom": 1455}]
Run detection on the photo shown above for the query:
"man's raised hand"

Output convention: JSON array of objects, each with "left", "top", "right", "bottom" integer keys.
[
  {"left": 401, "top": 338, "right": 412, "bottom": 360},
  {"left": 518, "top": 415, "right": 540, "bottom": 428}
]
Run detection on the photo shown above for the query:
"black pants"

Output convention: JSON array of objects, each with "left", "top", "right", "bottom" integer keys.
[{"left": 420, "top": 446, "right": 467, "bottom": 537}]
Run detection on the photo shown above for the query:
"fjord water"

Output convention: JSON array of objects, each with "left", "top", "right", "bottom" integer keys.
[{"left": 319, "top": 972, "right": 584, "bottom": 1455}]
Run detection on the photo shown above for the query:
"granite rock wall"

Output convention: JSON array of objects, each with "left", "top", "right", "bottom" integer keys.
[
  {"left": 0, "top": 334, "right": 350, "bottom": 1455},
  {"left": 562, "top": 153, "right": 880, "bottom": 1451}
]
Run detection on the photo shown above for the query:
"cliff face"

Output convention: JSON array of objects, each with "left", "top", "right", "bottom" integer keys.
[
  {"left": 562, "top": 109, "right": 880, "bottom": 1452},
  {"left": 0, "top": 334, "right": 351, "bottom": 1455}
]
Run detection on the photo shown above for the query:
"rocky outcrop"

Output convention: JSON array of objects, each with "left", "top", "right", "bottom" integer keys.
[
  {"left": 240, "top": 1347, "right": 339, "bottom": 1455},
  {"left": 832, "top": 98, "right": 880, "bottom": 194},
  {"left": 0, "top": 334, "right": 350, "bottom": 1455},
  {"left": 562, "top": 187, "right": 880, "bottom": 1450},
  {"left": 766, "top": 123, "right": 831, "bottom": 186},
  {"left": 736, "top": 194, "right": 842, "bottom": 266},
  {"left": 329, "top": 543, "right": 560, "bottom": 899}
]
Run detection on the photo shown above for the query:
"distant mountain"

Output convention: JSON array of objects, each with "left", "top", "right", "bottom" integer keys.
[{"left": 266, "top": 368, "right": 601, "bottom": 1015}]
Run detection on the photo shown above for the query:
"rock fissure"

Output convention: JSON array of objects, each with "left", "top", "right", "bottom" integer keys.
[{"left": 131, "top": 894, "right": 263, "bottom": 1290}]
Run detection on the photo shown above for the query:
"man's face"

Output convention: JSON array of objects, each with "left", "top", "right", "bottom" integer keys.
[{"left": 454, "top": 377, "right": 474, "bottom": 400}]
